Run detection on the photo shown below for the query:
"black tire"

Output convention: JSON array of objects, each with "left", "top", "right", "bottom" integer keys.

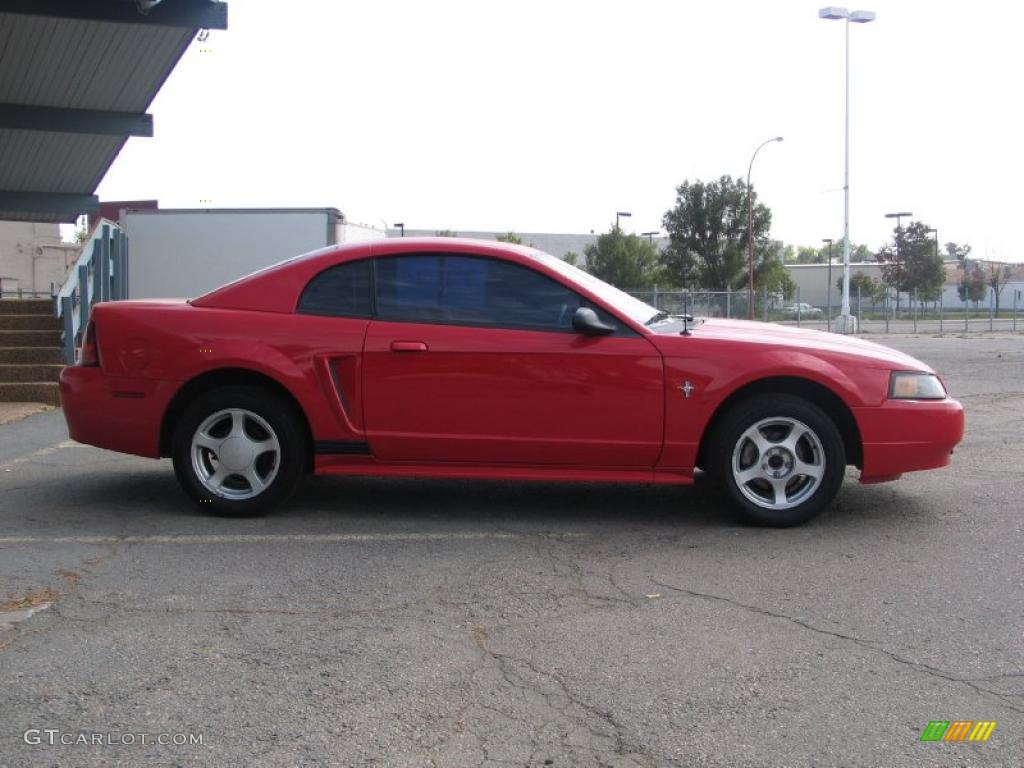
[
  {"left": 709, "top": 394, "right": 846, "bottom": 527},
  {"left": 171, "top": 385, "right": 306, "bottom": 517}
]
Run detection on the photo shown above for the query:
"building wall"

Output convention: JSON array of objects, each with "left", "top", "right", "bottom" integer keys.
[
  {"left": 0, "top": 221, "right": 79, "bottom": 297},
  {"left": 338, "top": 222, "right": 386, "bottom": 244},
  {"left": 785, "top": 260, "right": 1024, "bottom": 310},
  {"left": 123, "top": 209, "right": 343, "bottom": 299},
  {"left": 937, "top": 279, "right": 1024, "bottom": 310},
  {"left": 785, "top": 262, "right": 887, "bottom": 307}
]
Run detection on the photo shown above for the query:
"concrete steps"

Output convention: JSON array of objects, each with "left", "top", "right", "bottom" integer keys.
[
  {"left": 0, "top": 329, "right": 62, "bottom": 346},
  {"left": 0, "top": 364, "right": 64, "bottom": 382},
  {"left": 0, "top": 298, "right": 53, "bottom": 314},
  {"left": 1, "top": 314, "right": 62, "bottom": 330},
  {"left": 0, "top": 347, "right": 63, "bottom": 364},
  {"left": 0, "top": 300, "right": 63, "bottom": 405},
  {"left": 0, "top": 382, "right": 60, "bottom": 405}
]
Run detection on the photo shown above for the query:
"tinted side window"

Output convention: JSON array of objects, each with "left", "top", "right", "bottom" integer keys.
[
  {"left": 297, "top": 259, "right": 372, "bottom": 317},
  {"left": 375, "top": 254, "right": 613, "bottom": 332}
]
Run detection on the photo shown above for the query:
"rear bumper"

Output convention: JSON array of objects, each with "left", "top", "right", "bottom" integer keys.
[
  {"left": 59, "top": 366, "right": 177, "bottom": 458},
  {"left": 854, "top": 398, "right": 964, "bottom": 481}
]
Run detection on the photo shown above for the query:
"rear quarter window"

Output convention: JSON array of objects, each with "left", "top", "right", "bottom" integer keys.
[{"left": 297, "top": 259, "right": 373, "bottom": 317}]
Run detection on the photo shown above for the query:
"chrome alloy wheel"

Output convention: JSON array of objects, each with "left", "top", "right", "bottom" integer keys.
[
  {"left": 190, "top": 408, "right": 281, "bottom": 500},
  {"left": 731, "top": 416, "right": 825, "bottom": 511}
]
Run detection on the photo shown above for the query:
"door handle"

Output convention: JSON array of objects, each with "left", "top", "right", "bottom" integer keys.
[{"left": 390, "top": 341, "right": 428, "bottom": 352}]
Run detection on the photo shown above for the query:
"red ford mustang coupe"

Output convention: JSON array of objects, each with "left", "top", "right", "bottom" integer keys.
[{"left": 60, "top": 238, "right": 963, "bottom": 526}]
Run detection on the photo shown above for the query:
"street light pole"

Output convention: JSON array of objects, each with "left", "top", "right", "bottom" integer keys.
[
  {"left": 819, "top": 6, "right": 876, "bottom": 333},
  {"left": 641, "top": 231, "right": 659, "bottom": 244},
  {"left": 615, "top": 212, "right": 631, "bottom": 231},
  {"left": 926, "top": 227, "right": 938, "bottom": 313},
  {"left": 885, "top": 211, "right": 912, "bottom": 313},
  {"left": 746, "top": 136, "right": 783, "bottom": 319},
  {"left": 823, "top": 238, "right": 834, "bottom": 331},
  {"left": 394, "top": 222, "right": 405, "bottom": 238}
]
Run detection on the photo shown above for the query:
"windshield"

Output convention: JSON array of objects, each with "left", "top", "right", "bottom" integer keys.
[{"left": 526, "top": 250, "right": 659, "bottom": 326}]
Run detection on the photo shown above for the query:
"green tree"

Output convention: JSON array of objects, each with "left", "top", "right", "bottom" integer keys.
[
  {"left": 790, "top": 240, "right": 872, "bottom": 264},
  {"left": 757, "top": 253, "right": 796, "bottom": 300},
  {"left": 661, "top": 175, "right": 771, "bottom": 291},
  {"left": 563, "top": 251, "right": 581, "bottom": 267},
  {"left": 944, "top": 242, "right": 972, "bottom": 262},
  {"left": 583, "top": 228, "right": 661, "bottom": 290},
  {"left": 794, "top": 245, "right": 822, "bottom": 264},
  {"left": 496, "top": 232, "right": 522, "bottom": 244},
  {"left": 881, "top": 221, "right": 945, "bottom": 304},
  {"left": 957, "top": 266, "right": 987, "bottom": 306},
  {"left": 837, "top": 271, "right": 884, "bottom": 302},
  {"left": 988, "top": 264, "right": 1012, "bottom": 314},
  {"left": 851, "top": 243, "right": 874, "bottom": 262}
]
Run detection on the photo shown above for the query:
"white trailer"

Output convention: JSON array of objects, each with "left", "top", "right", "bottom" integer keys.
[{"left": 122, "top": 208, "right": 383, "bottom": 299}]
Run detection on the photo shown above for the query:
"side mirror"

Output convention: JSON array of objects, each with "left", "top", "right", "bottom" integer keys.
[{"left": 572, "top": 306, "right": 615, "bottom": 336}]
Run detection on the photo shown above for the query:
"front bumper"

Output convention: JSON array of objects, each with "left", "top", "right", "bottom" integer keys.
[
  {"left": 59, "top": 366, "right": 177, "bottom": 459},
  {"left": 854, "top": 397, "right": 964, "bottom": 481}
]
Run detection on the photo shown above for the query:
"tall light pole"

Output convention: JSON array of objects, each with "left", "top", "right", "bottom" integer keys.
[
  {"left": 926, "top": 227, "right": 938, "bottom": 310},
  {"left": 885, "top": 211, "right": 912, "bottom": 312},
  {"left": 642, "top": 231, "right": 659, "bottom": 244},
  {"left": 823, "top": 238, "right": 834, "bottom": 331},
  {"left": 615, "top": 211, "right": 631, "bottom": 231},
  {"left": 746, "top": 136, "right": 783, "bottom": 319},
  {"left": 394, "top": 222, "right": 405, "bottom": 237},
  {"left": 819, "top": 6, "right": 876, "bottom": 333}
]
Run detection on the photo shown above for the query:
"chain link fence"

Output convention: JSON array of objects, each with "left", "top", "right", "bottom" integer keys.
[{"left": 626, "top": 287, "right": 1024, "bottom": 334}]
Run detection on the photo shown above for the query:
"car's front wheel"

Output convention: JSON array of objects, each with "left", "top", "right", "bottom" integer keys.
[
  {"left": 710, "top": 394, "right": 846, "bottom": 527},
  {"left": 171, "top": 386, "right": 306, "bottom": 517}
]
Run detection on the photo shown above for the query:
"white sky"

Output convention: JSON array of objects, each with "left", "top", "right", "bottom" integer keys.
[{"left": 96, "top": 0, "right": 1023, "bottom": 261}]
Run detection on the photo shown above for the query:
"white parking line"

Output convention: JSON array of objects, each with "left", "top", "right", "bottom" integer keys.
[
  {"left": 0, "top": 440, "right": 86, "bottom": 471},
  {"left": 0, "top": 532, "right": 587, "bottom": 545},
  {"left": 0, "top": 602, "right": 51, "bottom": 631}
]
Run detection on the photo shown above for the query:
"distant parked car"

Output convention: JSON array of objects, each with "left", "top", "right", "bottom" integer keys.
[
  {"left": 60, "top": 238, "right": 963, "bottom": 527},
  {"left": 782, "top": 303, "right": 824, "bottom": 318}
]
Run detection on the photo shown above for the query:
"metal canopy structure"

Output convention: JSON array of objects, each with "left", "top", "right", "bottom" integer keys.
[{"left": 0, "top": 0, "right": 228, "bottom": 223}]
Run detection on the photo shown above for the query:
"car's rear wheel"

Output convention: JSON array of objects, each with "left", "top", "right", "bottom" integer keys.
[
  {"left": 172, "top": 386, "right": 306, "bottom": 517},
  {"left": 710, "top": 394, "right": 845, "bottom": 527}
]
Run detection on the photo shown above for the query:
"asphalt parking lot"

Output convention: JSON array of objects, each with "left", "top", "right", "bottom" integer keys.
[{"left": 1, "top": 335, "right": 1021, "bottom": 767}]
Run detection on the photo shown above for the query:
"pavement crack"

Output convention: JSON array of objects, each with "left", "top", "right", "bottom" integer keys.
[
  {"left": 77, "top": 596, "right": 431, "bottom": 621},
  {"left": 649, "top": 577, "right": 1024, "bottom": 714},
  {"left": 536, "top": 535, "right": 635, "bottom": 610},
  {"left": 606, "top": 563, "right": 638, "bottom": 603},
  {"left": 470, "top": 624, "right": 658, "bottom": 766}
]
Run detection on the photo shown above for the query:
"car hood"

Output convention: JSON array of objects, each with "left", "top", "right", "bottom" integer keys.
[{"left": 670, "top": 318, "right": 933, "bottom": 372}]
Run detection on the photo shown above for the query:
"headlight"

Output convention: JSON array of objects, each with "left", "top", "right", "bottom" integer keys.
[{"left": 889, "top": 372, "right": 946, "bottom": 400}]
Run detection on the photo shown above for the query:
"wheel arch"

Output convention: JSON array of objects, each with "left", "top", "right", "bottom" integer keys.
[
  {"left": 695, "top": 376, "right": 863, "bottom": 471},
  {"left": 160, "top": 367, "right": 314, "bottom": 470}
]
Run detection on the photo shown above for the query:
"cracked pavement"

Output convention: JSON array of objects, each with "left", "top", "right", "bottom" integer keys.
[{"left": 1, "top": 335, "right": 1022, "bottom": 766}]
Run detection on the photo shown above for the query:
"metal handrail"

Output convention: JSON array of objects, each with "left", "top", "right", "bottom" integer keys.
[
  {"left": 0, "top": 289, "right": 54, "bottom": 299},
  {"left": 54, "top": 220, "right": 127, "bottom": 364}
]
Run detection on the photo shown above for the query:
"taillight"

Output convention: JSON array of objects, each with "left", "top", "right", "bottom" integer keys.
[{"left": 80, "top": 320, "right": 100, "bottom": 367}]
